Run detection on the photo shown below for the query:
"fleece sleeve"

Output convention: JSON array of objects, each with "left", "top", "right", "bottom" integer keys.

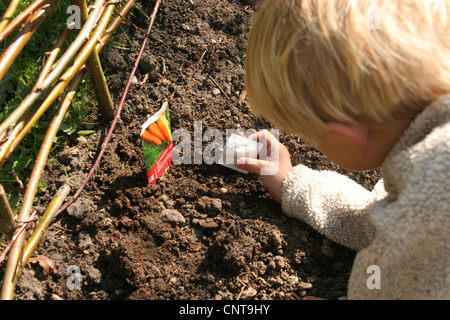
[{"left": 281, "top": 164, "right": 386, "bottom": 251}]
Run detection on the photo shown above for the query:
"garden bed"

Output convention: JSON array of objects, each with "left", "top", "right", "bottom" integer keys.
[{"left": 6, "top": 0, "right": 380, "bottom": 300}]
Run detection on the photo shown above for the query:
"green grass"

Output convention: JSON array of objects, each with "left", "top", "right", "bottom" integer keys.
[{"left": 0, "top": 0, "right": 103, "bottom": 211}]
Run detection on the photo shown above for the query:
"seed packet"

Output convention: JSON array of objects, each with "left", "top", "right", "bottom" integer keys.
[
  {"left": 141, "top": 102, "right": 173, "bottom": 184},
  {"left": 218, "top": 133, "right": 263, "bottom": 174}
]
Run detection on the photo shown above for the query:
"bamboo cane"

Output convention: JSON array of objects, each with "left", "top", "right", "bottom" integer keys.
[
  {"left": 0, "top": 0, "right": 106, "bottom": 141},
  {"left": 0, "top": 2, "right": 116, "bottom": 300},
  {"left": 0, "top": 0, "right": 58, "bottom": 84}
]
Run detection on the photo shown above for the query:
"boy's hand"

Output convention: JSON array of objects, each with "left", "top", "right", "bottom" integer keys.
[{"left": 235, "top": 130, "right": 293, "bottom": 203}]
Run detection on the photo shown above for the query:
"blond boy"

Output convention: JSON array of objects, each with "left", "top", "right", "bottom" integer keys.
[{"left": 237, "top": 0, "right": 450, "bottom": 299}]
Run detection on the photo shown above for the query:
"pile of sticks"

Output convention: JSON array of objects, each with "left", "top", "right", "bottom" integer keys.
[{"left": 0, "top": 0, "right": 152, "bottom": 299}]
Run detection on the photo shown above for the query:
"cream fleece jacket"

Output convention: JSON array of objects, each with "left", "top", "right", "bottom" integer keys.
[{"left": 281, "top": 96, "right": 450, "bottom": 300}]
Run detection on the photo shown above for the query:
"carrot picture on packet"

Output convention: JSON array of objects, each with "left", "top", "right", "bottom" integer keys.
[{"left": 140, "top": 102, "right": 173, "bottom": 184}]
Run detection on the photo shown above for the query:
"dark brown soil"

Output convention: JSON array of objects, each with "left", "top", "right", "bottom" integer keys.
[{"left": 1, "top": 0, "right": 380, "bottom": 301}]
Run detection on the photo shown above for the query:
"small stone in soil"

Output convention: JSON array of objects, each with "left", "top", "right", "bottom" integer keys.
[{"left": 160, "top": 209, "right": 186, "bottom": 226}]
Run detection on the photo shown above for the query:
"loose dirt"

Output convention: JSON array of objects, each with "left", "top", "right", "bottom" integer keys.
[{"left": 1, "top": 0, "right": 380, "bottom": 300}]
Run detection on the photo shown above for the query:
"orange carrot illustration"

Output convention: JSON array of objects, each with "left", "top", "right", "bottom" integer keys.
[
  {"left": 157, "top": 114, "right": 172, "bottom": 141},
  {"left": 141, "top": 130, "right": 162, "bottom": 145},
  {"left": 148, "top": 122, "right": 166, "bottom": 141}
]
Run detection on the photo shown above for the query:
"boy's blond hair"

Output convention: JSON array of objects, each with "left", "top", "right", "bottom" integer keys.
[{"left": 245, "top": 0, "right": 450, "bottom": 140}]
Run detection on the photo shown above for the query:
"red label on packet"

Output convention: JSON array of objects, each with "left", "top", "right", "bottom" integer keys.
[{"left": 141, "top": 102, "right": 173, "bottom": 184}]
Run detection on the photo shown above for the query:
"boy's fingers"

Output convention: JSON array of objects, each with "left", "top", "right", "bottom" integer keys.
[
  {"left": 245, "top": 132, "right": 260, "bottom": 141},
  {"left": 246, "top": 130, "right": 279, "bottom": 156},
  {"left": 235, "top": 157, "right": 272, "bottom": 175}
]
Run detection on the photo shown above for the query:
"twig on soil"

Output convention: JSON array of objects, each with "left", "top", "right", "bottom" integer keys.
[
  {"left": 133, "top": 2, "right": 152, "bottom": 21},
  {"left": 56, "top": 0, "right": 162, "bottom": 216},
  {"left": 196, "top": 48, "right": 207, "bottom": 66},
  {"left": 208, "top": 75, "right": 231, "bottom": 101}
]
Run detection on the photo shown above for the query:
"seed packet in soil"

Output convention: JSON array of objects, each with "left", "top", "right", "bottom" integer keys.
[{"left": 140, "top": 102, "right": 173, "bottom": 184}]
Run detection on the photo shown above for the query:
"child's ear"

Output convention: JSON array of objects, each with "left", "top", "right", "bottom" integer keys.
[{"left": 325, "top": 121, "right": 369, "bottom": 153}]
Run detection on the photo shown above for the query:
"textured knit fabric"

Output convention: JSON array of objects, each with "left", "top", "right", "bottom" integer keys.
[{"left": 281, "top": 96, "right": 450, "bottom": 299}]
